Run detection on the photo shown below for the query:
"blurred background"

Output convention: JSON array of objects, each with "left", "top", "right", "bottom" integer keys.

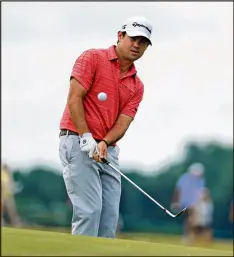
[{"left": 2, "top": 1, "right": 233, "bottom": 249}]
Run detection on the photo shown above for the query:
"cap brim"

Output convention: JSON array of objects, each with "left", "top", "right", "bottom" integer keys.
[{"left": 125, "top": 30, "right": 152, "bottom": 45}]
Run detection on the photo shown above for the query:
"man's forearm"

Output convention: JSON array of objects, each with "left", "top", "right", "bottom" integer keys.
[
  {"left": 68, "top": 97, "right": 90, "bottom": 135},
  {"left": 103, "top": 124, "right": 127, "bottom": 145},
  {"left": 172, "top": 190, "right": 179, "bottom": 203}
]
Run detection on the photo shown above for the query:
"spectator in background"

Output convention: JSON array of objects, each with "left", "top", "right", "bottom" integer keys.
[
  {"left": 1, "top": 164, "right": 22, "bottom": 227},
  {"left": 171, "top": 162, "right": 205, "bottom": 245},
  {"left": 189, "top": 187, "right": 214, "bottom": 245}
]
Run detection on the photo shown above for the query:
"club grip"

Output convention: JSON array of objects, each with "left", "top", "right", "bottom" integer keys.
[{"left": 101, "top": 158, "right": 109, "bottom": 164}]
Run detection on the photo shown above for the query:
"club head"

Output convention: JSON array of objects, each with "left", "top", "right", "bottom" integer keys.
[{"left": 175, "top": 207, "right": 187, "bottom": 217}]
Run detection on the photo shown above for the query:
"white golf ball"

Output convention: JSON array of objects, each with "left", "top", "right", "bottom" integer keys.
[{"left": 98, "top": 92, "right": 107, "bottom": 101}]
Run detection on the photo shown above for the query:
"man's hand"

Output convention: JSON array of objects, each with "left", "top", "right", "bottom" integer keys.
[
  {"left": 80, "top": 133, "right": 97, "bottom": 158},
  {"left": 93, "top": 141, "right": 108, "bottom": 163}
]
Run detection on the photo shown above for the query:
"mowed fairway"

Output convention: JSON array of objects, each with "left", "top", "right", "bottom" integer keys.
[{"left": 2, "top": 227, "right": 233, "bottom": 256}]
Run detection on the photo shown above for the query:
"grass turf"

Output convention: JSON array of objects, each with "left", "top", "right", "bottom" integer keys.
[{"left": 2, "top": 227, "right": 233, "bottom": 256}]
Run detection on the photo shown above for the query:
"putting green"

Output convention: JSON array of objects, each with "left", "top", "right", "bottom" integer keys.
[{"left": 2, "top": 227, "right": 233, "bottom": 256}]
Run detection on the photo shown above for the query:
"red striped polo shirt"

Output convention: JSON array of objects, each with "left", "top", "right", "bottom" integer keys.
[{"left": 60, "top": 45, "right": 144, "bottom": 140}]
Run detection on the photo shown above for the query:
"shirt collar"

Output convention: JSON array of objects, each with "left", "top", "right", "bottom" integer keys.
[
  {"left": 108, "top": 45, "right": 118, "bottom": 61},
  {"left": 108, "top": 45, "right": 137, "bottom": 76}
]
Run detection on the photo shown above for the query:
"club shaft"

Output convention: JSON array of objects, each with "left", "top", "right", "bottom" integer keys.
[{"left": 107, "top": 162, "right": 176, "bottom": 217}]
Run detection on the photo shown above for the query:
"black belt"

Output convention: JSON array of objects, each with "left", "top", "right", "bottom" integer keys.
[
  {"left": 59, "top": 129, "right": 102, "bottom": 143},
  {"left": 59, "top": 129, "right": 79, "bottom": 137}
]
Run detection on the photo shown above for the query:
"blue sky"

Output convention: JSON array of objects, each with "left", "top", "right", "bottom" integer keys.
[{"left": 2, "top": 2, "right": 233, "bottom": 172}]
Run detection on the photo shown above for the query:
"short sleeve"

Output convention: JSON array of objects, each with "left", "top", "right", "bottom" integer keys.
[
  {"left": 70, "top": 50, "right": 97, "bottom": 91},
  {"left": 121, "top": 86, "right": 144, "bottom": 119}
]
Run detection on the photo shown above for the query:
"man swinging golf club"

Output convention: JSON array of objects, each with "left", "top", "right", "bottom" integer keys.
[{"left": 59, "top": 16, "right": 153, "bottom": 238}]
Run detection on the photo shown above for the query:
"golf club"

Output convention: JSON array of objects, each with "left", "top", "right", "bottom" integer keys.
[{"left": 101, "top": 158, "right": 187, "bottom": 218}]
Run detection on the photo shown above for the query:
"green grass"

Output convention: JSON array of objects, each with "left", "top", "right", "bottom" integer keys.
[
  {"left": 2, "top": 227, "right": 233, "bottom": 256},
  {"left": 118, "top": 232, "right": 233, "bottom": 251}
]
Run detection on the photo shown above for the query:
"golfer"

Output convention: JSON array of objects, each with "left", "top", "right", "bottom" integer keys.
[{"left": 59, "top": 16, "right": 153, "bottom": 238}]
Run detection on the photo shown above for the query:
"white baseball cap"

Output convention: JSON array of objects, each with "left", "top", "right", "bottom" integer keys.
[{"left": 119, "top": 16, "right": 153, "bottom": 45}]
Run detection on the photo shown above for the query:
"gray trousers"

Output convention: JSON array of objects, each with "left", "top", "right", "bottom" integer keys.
[{"left": 59, "top": 134, "right": 121, "bottom": 238}]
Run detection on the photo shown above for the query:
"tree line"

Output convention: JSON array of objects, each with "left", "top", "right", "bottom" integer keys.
[{"left": 11, "top": 141, "right": 233, "bottom": 239}]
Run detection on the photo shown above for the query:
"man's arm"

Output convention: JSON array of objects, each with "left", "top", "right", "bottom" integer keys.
[
  {"left": 67, "top": 78, "right": 90, "bottom": 135},
  {"left": 172, "top": 189, "right": 180, "bottom": 204},
  {"left": 67, "top": 49, "right": 97, "bottom": 136},
  {"left": 94, "top": 114, "right": 132, "bottom": 162},
  {"left": 103, "top": 114, "right": 133, "bottom": 145},
  {"left": 94, "top": 85, "right": 143, "bottom": 162},
  {"left": 102, "top": 85, "right": 144, "bottom": 145},
  {"left": 170, "top": 189, "right": 181, "bottom": 210},
  {"left": 68, "top": 78, "right": 98, "bottom": 158},
  {"left": 170, "top": 178, "right": 182, "bottom": 210}
]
